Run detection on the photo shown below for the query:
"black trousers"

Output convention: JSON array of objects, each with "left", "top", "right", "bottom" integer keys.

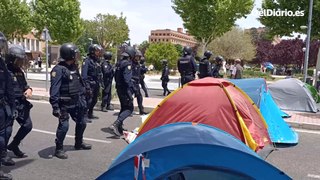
[
  {"left": 101, "top": 82, "right": 112, "bottom": 108},
  {"left": 116, "top": 88, "right": 133, "bottom": 123}
]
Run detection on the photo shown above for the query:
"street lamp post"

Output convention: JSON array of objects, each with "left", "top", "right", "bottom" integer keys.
[
  {"left": 41, "top": 27, "right": 51, "bottom": 92},
  {"left": 302, "top": 0, "right": 314, "bottom": 83}
]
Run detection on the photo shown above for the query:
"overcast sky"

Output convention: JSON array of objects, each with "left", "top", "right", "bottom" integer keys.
[{"left": 80, "top": 0, "right": 264, "bottom": 44}]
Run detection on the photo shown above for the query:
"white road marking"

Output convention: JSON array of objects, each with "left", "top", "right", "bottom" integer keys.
[
  {"left": 32, "top": 128, "right": 112, "bottom": 144},
  {"left": 294, "top": 129, "right": 320, "bottom": 135},
  {"left": 308, "top": 174, "right": 320, "bottom": 179}
]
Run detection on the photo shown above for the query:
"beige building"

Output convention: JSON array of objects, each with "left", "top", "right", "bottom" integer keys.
[
  {"left": 12, "top": 29, "right": 45, "bottom": 60},
  {"left": 149, "top": 28, "right": 198, "bottom": 47}
]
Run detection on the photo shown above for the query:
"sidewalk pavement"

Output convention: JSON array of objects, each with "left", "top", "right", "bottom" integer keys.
[{"left": 30, "top": 87, "right": 320, "bottom": 131}]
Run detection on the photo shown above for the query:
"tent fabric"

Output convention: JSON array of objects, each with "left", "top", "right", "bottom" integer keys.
[
  {"left": 304, "top": 83, "right": 320, "bottom": 103},
  {"left": 269, "top": 78, "right": 319, "bottom": 113},
  {"left": 98, "top": 123, "right": 290, "bottom": 180},
  {"left": 138, "top": 78, "right": 271, "bottom": 152},
  {"left": 230, "top": 78, "right": 299, "bottom": 144}
]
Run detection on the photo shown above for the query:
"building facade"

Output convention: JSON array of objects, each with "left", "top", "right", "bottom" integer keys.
[
  {"left": 149, "top": 28, "right": 198, "bottom": 47},
  {"left": 12, "top": 30, "right": 46, "bottom": 60}
]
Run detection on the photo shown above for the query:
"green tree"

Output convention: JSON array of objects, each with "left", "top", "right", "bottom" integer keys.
[
  {"left": 0, "top": 0, "right": 32, "bottom": 39},
  {"left": 31, "top": 0, "right": 83, "bottom": 44},
  {"left": 138, "top": 40, "right": 150, "bottom": 56},
  {"left": 207, "top": 27, "right": 256, "bottom": 61},
  {"left": 93, "top": 13, "right": 129, "bottom": 49},
  {"left": 172, "top": 0, "right": 254, "bottom": 53},
  {"left": 76, "top": 20, "right": 99, "bottom": 56},
  {"left": 259, "top": 0, "right": 319, "bottom": 38},
  {"left": 145, "top": 42, "right": 179, "bottom": 70},
  {"left": 175, "top": 44, "right": 183, "bottom": 56}
]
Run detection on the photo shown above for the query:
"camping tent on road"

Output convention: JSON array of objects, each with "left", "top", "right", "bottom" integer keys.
[
  {"left": 138, "top": 78, "right": 271, "bottom": 152},
  {"left": 269, "top": 78, "right": 319, "bottom": 113},
  {"left": 230, "top": 78, "right": 298, "bottom": 144},
  {"left": 98, "top": 123, "right": 290, "bottom": 180}
]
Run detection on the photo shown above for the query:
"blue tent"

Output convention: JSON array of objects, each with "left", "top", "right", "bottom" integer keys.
[
  {"left": 98, "top": 123, "right": 290, "bottom": 180},
  {"left": 229, "top": 78, "right": 298, "bottom": 144}
]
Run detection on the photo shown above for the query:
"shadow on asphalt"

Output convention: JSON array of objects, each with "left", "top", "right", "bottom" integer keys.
[
  {"left": 1, "top": 159, "right": 35, "bottom": 173},
  {"left": 38, "top": 145, "right": 92, "bottom": 159},
  {"left": 274, "top": 143, "right": 298, "bottom": 149}
]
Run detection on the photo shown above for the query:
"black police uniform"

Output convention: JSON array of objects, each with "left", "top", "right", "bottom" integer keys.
[
  {"left": 101, "top": 59, "right": 114, "bottom": 111},
  {"left": 139, "top": 60, "right": 149, "bottom": 97},
  {"left": 198, "top": 57, "right": 211, "bottom": 78},
  {"left": 161, "top": 62, "right": 170, "bottom": 96},
  {"left": 177, "top": 55, "right": 197, "bottom": 86},
  {"left": 110, "top": 55, "right": 134, "bottom": 136},
  {"left": 81, "top": 55, "right": 100, "bottom": 119},
  {"left": 0, "top": 58, "right": 16, "bottom": 166},
  {"left": 132, "top": 60, "right": 147, "bottom": 114},
  {"left": 211, "top": 57, "right": 224, "bottom": 78},
  {"left": 6, "top": 63, "right": 33, "bottom": 158},
  {"left": 50, "top": 61, "right": 91, "bottom": 159}
]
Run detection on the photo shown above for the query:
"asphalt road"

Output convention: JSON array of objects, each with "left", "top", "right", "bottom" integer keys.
[
  {"left": 28, "top": 79, "right": 167, "bottom": 98},
  {"left": 2, "top": 101, "right": 320, "bottom": 179}
]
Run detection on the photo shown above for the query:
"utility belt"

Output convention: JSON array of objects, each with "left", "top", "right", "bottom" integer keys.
[{"left": 59, "top": 96, "right": 79, "bottom": 105}]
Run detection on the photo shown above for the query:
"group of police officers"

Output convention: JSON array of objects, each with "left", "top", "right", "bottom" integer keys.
[
  {"left": 0, "top": 30, "right": 238, "bottom": 178},
  {"left": 0, "top": 32, "right": 34, "bottom": 179}
]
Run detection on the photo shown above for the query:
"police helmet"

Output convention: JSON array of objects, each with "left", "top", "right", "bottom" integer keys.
[
  {"left": 88, "top": 44, "right": 102, "bottom": 55},
  {"left": 204, "top": 50, "right": 213, "bottom": 59},
  {"left": 135, "top": 49, "right": 142, "bottom": 57},
  {"left": 0, "top": 32, "right": 8, "bottom": 57},
  {"left": 104, "top": 51, "right": 112, "bottom": 60},
  {"left": 5, "top": 44, "right": 27, "bottom": 66},
  {"left": 215, "top": 56, "right": 224, "bottom": 62},
  {"left": 124, "top": 46, "right": 136, "bottom": 58},
  {"left": 183, "top": 46, "right": 192, "bottom": 55},
  {"left": 59, "top": 43, "right": 79, "bottom": 61}
]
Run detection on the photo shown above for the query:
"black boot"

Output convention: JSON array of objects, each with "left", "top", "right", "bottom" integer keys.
[
  {"left": 109, "top": 120, "right": 123, "bottom": 137},
  {"left": 0, "top": 171, "right": 13, "bottom": 180},
  {"left": 7, "top": 140, "right": 27, "bottom": 158},
  {"left": 88, "top": 114, "right": 99, "bottom": 119},
  {"left": 139, "top": 107, "right": 148, "bottom": 115},
  {"left": 74, "top": 142, "right": 92, "bottom": 150},
  {"left": 106, "top": 105, "right": 114, "bottom": 111},
  {"left": 84, "top": 114, "right": 92, "bottom": 123},
  {"left": 54, "top": 143, "right": 68, "bottom": 159},
  {"left": 100, "top": 105, "right": 107, "bottom": 112},
  {"left": 0, "top": 151, "right": 15, "bottom": 166}
]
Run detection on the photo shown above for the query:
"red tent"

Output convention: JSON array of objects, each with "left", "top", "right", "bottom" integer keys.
[{"left": 138, "top": 78, "right": 271, "bottom": 152}]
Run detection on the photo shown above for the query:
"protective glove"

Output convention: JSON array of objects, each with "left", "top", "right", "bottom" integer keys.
[{"left": 52, "top": 108, "right": 61, "bottom": 118}]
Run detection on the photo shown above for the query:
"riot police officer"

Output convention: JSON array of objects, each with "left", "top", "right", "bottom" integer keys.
[
  {"left": 198, "top": 50, "right": 212, "bottom": 78},
  {"left": 50, "top": 43, "right": 91, "bottom": 159},
  {"left": 108, "top": 46, "right": 135, "bottom": 137},
  {"left": 211, "top": 56, "right": 224, "bottom": 78},
  {"left": 81, "top": 44, "right": 102, "bottom": 119},
  {"left": 139, "top": 57, "right": 149, "bottom": 97},
  {"left": 177, "top": 46, "right": 197, "bottom": 86},
  {"left": 100, "top": 51, "right": 114, "bottom": 112},
  {"left": 161, "top": 59, "right": 171, "bottom": 96},
  {"left": 5, "top": 44, "right": 33, "bottom": 159},
  {"left": 132, "top": 50, "right": 147, "bottom": 115},
  {"left": 0, "top": 32, "right": 16, "bottom": 171}
]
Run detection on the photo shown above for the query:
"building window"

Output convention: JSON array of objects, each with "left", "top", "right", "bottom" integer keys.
[
  {"left": 166, "top": 39, "right": 168, "bottom": 42},
  {"left": 151, "top": 33, "right": 154, "bottom": 36},
  {"left": 155, "top": 33, "right": 158, "bottom": 36}
]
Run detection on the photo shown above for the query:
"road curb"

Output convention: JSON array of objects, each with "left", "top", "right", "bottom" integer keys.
[{"left": 287, "top": 121, "right": 320, "bottom": 131}]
